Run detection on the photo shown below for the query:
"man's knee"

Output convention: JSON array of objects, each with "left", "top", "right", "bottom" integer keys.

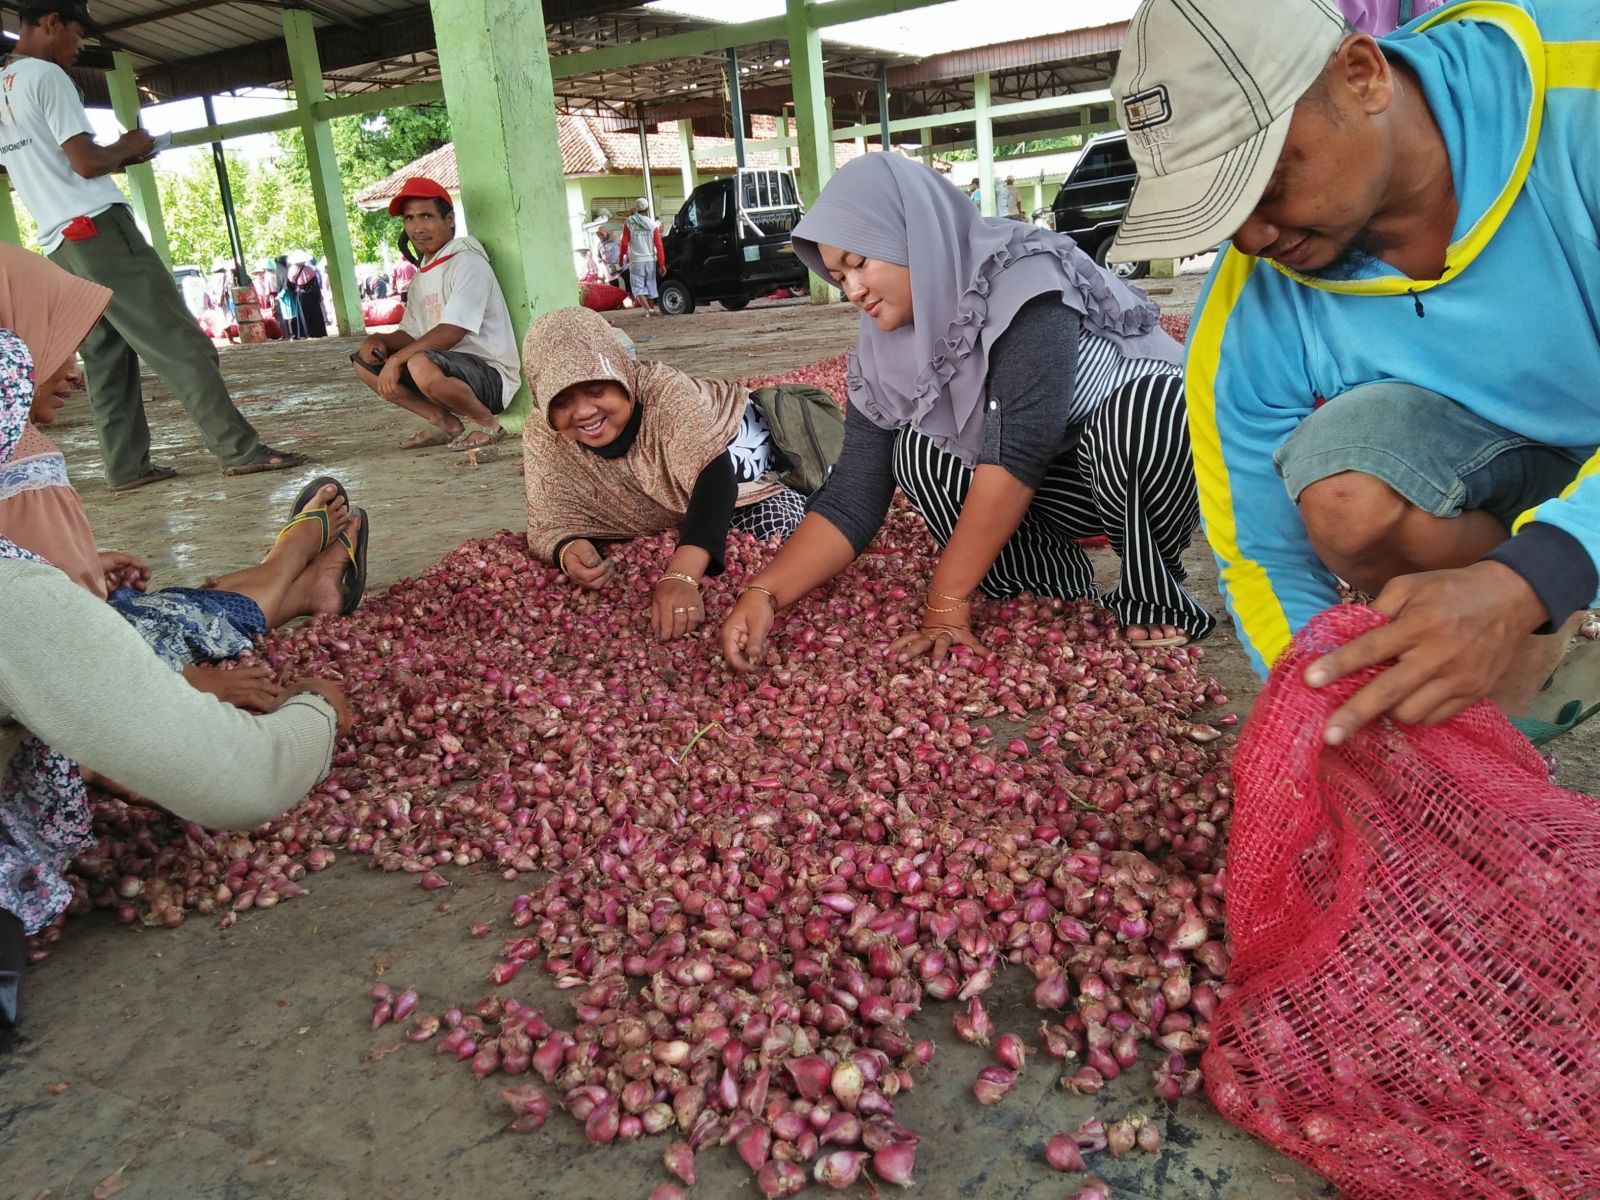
[
  {"left": 406, "top": 355, "right": 443, "bottom": 398},
  {"left": 1298, "top": 471, "right": 1413, "bottom": 563}
]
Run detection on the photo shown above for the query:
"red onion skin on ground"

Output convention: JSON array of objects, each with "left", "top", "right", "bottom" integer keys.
[{"left": 49, "top": 484, "right": 1236, "bottom": 1189}]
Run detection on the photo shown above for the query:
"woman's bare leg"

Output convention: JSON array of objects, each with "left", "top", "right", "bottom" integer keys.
[{"left": 209, "top": 484, "right": 353, "bottom": 628}]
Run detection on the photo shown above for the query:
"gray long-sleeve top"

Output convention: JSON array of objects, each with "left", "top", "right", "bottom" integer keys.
[
  {"left": 0, "top": 558, "right": 338, "bottom": 829},
  {"left": 808, "top": 294, "right": 1084, "bottom": 554}
]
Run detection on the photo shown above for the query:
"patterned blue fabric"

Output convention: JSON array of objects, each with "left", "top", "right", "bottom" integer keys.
[
  {"left": 107, "top": 587, "right": 268, "bottom": 671},
  {"left": 0, "top": 329, "right": 93, "bottom": 934}
]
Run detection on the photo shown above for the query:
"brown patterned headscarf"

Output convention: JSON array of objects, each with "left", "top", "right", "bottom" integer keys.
[{"left": 521, "top": 307, "right": 778, "bottom": 561}]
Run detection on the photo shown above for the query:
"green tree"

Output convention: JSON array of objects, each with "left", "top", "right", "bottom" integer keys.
[{"left": 270, "top": 103, "right": 451, "bottom": 263}]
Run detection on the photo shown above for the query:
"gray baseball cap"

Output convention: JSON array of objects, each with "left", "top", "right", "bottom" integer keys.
[{"left": 1108, "top": 0, "right": 1347, "bottom": 261}]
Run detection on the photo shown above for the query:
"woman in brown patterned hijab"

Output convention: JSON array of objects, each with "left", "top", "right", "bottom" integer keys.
[{"left": 522, "top": 306, "right": 806, "bottom": 642}]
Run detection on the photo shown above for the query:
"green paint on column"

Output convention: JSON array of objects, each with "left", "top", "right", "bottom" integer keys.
[
  {"left": 0, "top": 177, "right": 20, "bottom": 246},
  {"left": 106, "top": 52, "right": 170, "bottom": 266},
  {"left": 920, "top": 124, "right": 934, "bottom": 164},
  {"left": 431, "top": 0, "right": 574, "bottom": 432},
  {"left": 974, "top": 71, "right": 995, "bottom": 218},
  {"left": 283, "top": 9, "right": 364, "bottom": 338},
  {"left": 785, "top": 0, "right": 835, "bottom": 305},
  {"left": 676, "top": 120, "right": 698, "bottom": 196}
]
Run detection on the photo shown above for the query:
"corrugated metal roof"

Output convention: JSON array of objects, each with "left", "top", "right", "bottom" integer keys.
[
  {"left": 888, "top": 23, "right": 1127, "bottom": 87},
  {"left": 15, "top": 0, "right": 906, "bottom": 114}
]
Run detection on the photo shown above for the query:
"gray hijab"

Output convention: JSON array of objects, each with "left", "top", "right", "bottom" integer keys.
[{"left": 791, "top": 154, "right": 1180, "bottom": 466}]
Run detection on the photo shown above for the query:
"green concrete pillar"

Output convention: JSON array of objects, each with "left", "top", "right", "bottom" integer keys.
[
  {"left": 429, "top": 0, "right": 573, "bottom": 431},
  {"left": 785, "top": 0, "right": 835, "bottom": 304},
  {"left": 974, "top": 71, "right": 995, "bottom": 217},
  {"left": 283, "top": 8, "right": 364, "bottom": 337},
  {"left": 0, "top": 177, "right": 20, "bottom": 246},
  {"left": 1149, "top": 259, "right": 1177, "bottom": 278},
  {"left": 676, "top": 120, "right": 698, "bottom": 195},
  {"left": 783, "top": 106, "right": 795, "bottom": 168},
  {"left": 920, "top": 124, "right": 934, "bottom": 165},
  {"left": 106, "top": 52, "right": 170, "bottom": 267}
]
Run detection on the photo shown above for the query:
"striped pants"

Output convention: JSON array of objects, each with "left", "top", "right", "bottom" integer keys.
[{"left": 892, "top": 373, "right": 1215, "bottom": 640}]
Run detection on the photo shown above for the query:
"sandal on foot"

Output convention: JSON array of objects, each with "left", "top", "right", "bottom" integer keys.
[
  {"left": 0, "top": 907, "right": 24, "bottom": 1034},
  {"left": 400, "top": 427, "right": 456, "bottom": 450},
  {"left": 1512, "top": 639, "right": 1600, "bottom": 748},
  {"left": 274, "top": 509, "right": 332, "bottom": 554},
  {"left": 288, "top": 475, "right": 349, "bottom": 521},
  {"left": 449, "top": 426, "right": 508, "bottom": 451},
  {"left": 107, "top": 465, "right": 178, "bottom": 493},
  {"left": 1130, "top": 633, "right": 1191, "bottom": 649},
  {"left": 336, "top": 507, "right": 370, "bottom": 616},
  {"left": 223, "top": 446, "right": 306, "bottom": 476}
]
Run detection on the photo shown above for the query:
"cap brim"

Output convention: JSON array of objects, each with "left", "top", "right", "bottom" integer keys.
[{"left": 1107, "top": 110, "right": 1291, "bottom": 263}]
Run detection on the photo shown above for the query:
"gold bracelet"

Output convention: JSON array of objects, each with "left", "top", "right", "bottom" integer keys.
[
  {"left": 742, "top": 584, "right": 781, "bottom": 612},
  {"left": 929, "top": 589, "right": 972, "bottom": 606},
  {"left": 924, "top": 602, "right": 965, "bottom": 614},
  {"left": 660, "top": 571, "right": 701, "bottom": 589},
  {"left": 557, "top": 542, "right": 578, "bottom": 574}
]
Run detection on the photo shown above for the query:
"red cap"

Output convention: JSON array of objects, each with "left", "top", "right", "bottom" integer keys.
[{"left": 388, "top": 177, "right": 453, "bottom": 217}]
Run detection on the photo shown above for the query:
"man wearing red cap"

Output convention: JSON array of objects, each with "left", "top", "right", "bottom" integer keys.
[
  {"left": 351, "top": 178, "right": 521, "bottom": 450},
  {"left": 0, "top": 2, "right": 304, "bottom": 487}
]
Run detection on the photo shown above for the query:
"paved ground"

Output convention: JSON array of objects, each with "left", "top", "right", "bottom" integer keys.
[{"left": 2, "top": 278, "right": 1593, "bottom": 1200}]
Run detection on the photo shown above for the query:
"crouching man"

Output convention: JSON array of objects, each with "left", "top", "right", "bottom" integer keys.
[
  {"left": 352, "top": 177, "right": 521, "bottom": 450},
  {"left": 1109, "top": 0, "right": 1600, "bottom": 748}
]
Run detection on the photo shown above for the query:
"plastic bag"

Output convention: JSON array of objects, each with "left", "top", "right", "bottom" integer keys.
[{"left": 1205, "top": 606, "right": 1600, "bottom": 1200}]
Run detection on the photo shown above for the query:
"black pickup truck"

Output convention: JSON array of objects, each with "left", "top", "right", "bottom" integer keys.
[{"left": 659, "top": 167, "right": 810, "bottom": 315}]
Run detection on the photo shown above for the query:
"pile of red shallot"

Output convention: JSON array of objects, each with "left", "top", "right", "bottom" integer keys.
[{"left": 39, "top": 349, "right": 1237, "bottom": 1197}]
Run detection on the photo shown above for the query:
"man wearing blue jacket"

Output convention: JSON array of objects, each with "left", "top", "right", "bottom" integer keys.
[{"left": 1109, "top": 0, "right": 1600, "bottom": 745}]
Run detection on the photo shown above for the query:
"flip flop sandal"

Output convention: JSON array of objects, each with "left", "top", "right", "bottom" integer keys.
[
  {"left": 274, "top": 508, "right": 333, "bottom": 555},
  {"left": 223, "top": 446, "right": 307, "bottom": 476},
  {"left": 336, "top": 507, "right": 370, "bottom": 616},
  {"left": 288, "top": 474, "right": 349, "bottom": 522},
  {"left": 1512, "top": 700, "right": 1600, "bottom": 748},
  {"left": 400, "top": 428, "right": 455, "bottom": 450},
  {"left": 107, "top": 464, "right": 178, "bottom": 493},
  {"left": 449, "top": 426, "right": 508, "bottom": 451},
  {"left": 0, "top": 907, "right": 24, "bottom": 1033},
  {"left": 1129, "top": 634, "right": 1191, "bottom": 649},
  {"left": 1512, "top": 638, "right": 1600, "bottom": 748}
]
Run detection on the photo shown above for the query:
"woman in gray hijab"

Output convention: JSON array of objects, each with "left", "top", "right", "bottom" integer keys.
[{"left": 720, "top": 154, "right": 1212, "bottom": 670}]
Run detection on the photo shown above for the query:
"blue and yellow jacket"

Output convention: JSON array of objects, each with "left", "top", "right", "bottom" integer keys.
[{"left": 1187, "top": 0, "right": 1600, "bottom": 676}]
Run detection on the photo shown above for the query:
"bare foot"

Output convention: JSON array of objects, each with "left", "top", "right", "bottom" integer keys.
[
  {"left": 284, "top": 512, "right": 363, "bottom": 619},
  {"left": 1127, "top": 623, "right": 1190, "bottom": 648}
]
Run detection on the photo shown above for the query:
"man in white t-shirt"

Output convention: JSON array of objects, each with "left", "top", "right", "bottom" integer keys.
[
  {"left": 0, "top": 2, "right": 303, "bottom": 488},
  {"left": 351, "top": 177, "right": 522, "bottom": 451}
]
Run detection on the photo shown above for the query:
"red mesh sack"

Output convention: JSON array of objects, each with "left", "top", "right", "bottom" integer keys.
[{"left": 1205, "top": 606, "right": 1600, "bottom": 1200}]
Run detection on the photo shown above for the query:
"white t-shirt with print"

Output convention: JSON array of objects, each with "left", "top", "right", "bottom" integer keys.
[
  {"left": 398, "top": 236, "right": 522, "bottom": 409},
  {"left": 0, "top": 57, "right": 127, "bottom": 252}
]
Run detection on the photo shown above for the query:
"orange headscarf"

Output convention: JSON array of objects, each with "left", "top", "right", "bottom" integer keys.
[
  {"left": 0, "top": 246, "right": 113, "bottom": 596},
  {"left": 0, "top": 244, "right": 112, "bottom": 381}
]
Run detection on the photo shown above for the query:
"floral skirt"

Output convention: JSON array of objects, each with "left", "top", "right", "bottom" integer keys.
[{"left": 0, "top": 737, "right": 93, "bottom": 934}]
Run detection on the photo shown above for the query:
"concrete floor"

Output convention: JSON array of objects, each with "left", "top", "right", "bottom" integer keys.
[{"left": 2, "top": 285, "right": 1593, "bottom": 1200}]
